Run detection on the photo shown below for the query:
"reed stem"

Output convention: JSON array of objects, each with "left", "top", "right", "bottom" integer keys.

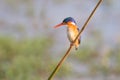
[{"left": 48, "top": 0, "right": 103, "bottom": 80}]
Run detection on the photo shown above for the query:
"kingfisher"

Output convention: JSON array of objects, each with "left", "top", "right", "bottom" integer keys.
[{"left": 54, "top": 17, "right": 81, "bottom": 50}]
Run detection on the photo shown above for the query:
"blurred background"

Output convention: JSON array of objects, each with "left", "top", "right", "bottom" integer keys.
[{"left": 0, "top": 0, "right": 120, "bottom": 80}]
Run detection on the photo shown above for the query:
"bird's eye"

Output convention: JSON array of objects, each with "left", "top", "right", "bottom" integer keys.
[{"left": 63, "top": 22, "right": 67, "bottom": 24}]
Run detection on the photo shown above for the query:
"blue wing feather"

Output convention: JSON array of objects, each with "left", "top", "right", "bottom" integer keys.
[{"left": 77, "top": 28, "right": 81, "bottom": 44}]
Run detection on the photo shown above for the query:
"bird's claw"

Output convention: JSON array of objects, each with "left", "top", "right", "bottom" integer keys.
[{"left": 70, "top": 43, "right": 74, "bottom": 46}]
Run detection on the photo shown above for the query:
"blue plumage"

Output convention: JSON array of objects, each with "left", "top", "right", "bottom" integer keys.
[
  {"left": 54, "top": 17, "right": 80, "bottom": 50},
  {"left": 63, "top": 17, "right": 76, "bottom": 24}
]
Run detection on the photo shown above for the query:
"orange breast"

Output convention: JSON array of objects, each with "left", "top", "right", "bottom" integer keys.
[
  {"left": 67, "top": 24, "right": 79, "bottom": 42},
  {"left": 67, "top": 22, "right": 80, "bottom": 50}
]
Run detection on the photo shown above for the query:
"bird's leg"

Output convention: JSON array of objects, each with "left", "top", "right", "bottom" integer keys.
[{"left": 70, "top": 42, "right": 74, "bottom": 46}]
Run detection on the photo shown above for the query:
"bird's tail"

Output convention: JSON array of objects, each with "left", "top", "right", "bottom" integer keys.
[
  {"left": 75, "top": 44, "right": 79, "bottom": 50},
  {"left": 75, "top": 47, "right": 78, "bottom": 50},
  {"left": 75, "top": 38, "right": 81, "bottom": 50}
]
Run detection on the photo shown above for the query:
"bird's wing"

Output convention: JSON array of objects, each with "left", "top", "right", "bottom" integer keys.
[{"left": 77, "top": 28, "right": 81, "bottom": 44}]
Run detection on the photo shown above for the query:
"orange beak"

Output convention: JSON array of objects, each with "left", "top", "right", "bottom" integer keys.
[{"left": 54, "top": 23, "right": 65, "bottom": 28}]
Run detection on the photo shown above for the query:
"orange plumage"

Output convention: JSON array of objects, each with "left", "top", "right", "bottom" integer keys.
[{"left": 54, "top": 17, "right": 81, "bottom": 50}]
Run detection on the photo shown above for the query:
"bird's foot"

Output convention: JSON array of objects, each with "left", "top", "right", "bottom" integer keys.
[{"left": 70, "top": 43, "right": 74, "bottom": 46}]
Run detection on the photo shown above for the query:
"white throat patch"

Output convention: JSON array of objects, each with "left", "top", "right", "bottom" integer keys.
[{"left": 70, "top": 22, "right": 76, "bottom": 25}]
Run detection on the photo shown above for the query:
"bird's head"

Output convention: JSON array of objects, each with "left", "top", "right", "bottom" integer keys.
[{"left": 54, "top": 17, "right": 76, "bottom": 28}]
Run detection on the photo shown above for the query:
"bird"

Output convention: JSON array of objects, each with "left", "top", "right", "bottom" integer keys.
[{"left": 54, "top": 17, "right": 81, "bottom": 50}]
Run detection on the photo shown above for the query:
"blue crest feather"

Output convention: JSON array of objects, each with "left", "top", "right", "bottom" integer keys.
[{"left": 63, "top": 17, "right": 76, "bottom": 24}]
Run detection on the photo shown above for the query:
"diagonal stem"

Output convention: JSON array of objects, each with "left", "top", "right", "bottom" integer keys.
[
  {"left": 48, "top": 0, "right": 103, "bottom": 80},
  {"left": 73, "top": 0, "right": 103, "bottom": 44}
]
